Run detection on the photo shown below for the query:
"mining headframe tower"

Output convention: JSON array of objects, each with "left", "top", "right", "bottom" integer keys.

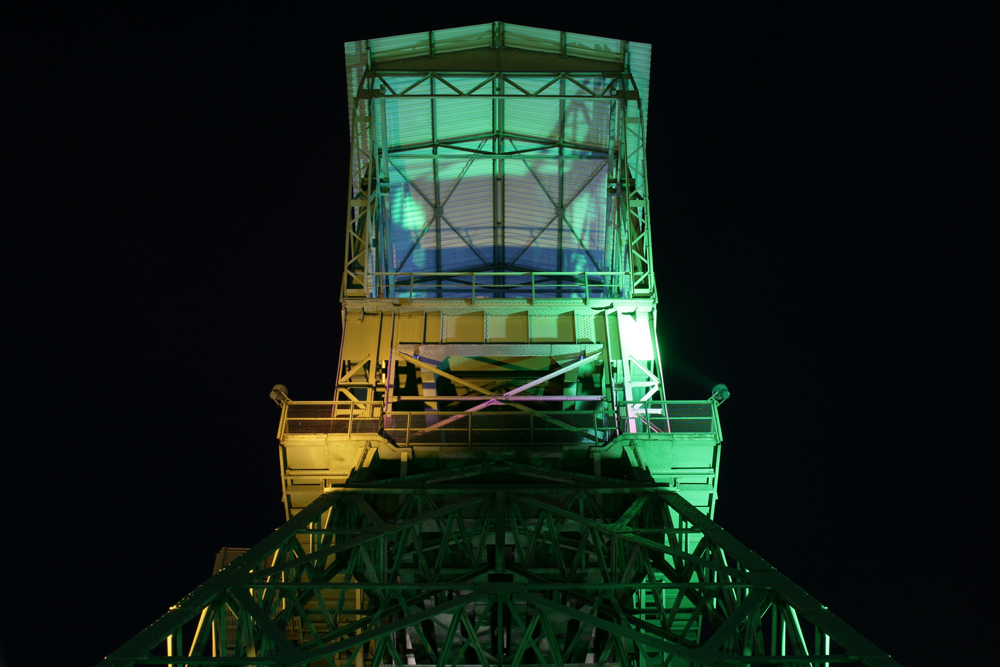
[{"left": 99, "top": 22, "right": 903, "bottom": 667}]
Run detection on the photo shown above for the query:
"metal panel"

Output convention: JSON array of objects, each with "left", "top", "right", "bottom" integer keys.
[
  {"left": 563, "top": 95, "right": 612, "bottom": 149},
  {"left": 430, "top": 23, "right": 495, "bottom": 55},
  {"left": 387, "top": 156, "right": 435, "bottom": 272},
  {"left": 502, "top": 23, "right": 563, "bottom": 54},
  {"left": 441, "top": 158, "right": 495, "bottom": 268},
  {"left": 628, "top": 41, "right": 652, "bottom": 135},
  {"left": 384, "top": 100, "right": 432, "bottom": 149},
  {"left": 564, "top": 159, "right": 608, "bottom": 269},
  {"left": 433, "top": 97, "right": 493, "bottom": 142},
  {"left": 502, "top": 97, "right": 561, "bottom": 143},
  {"left": 565, "top": 31, "right": 625, "bottom": 62},
  {"left": 503, "top": 168, "right": 556, "bottom": 270},
  {"left": 367, "top": 31, "right": 431, "bottom": 61}
]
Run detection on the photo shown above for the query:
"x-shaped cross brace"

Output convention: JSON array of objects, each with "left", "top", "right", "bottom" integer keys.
[{"left": 394, "top": 350, "right": 604, "bottom": 439}]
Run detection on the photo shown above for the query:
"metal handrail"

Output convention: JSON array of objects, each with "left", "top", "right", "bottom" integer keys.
[
  {"left": 360, "top": 271, "right": 631, "bottom": 301},
  {"left": 278, "top": 399, "right": 718, "bottom": 442}
]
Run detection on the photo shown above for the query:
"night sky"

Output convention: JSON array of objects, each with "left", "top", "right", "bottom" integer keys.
[{"left": 6, "top": 4, "right": 990, "bottom": 667}]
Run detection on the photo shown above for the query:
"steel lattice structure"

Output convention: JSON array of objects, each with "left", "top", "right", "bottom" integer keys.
[{"left": 98, "top": 22, "right": 903, "bottom": 667}]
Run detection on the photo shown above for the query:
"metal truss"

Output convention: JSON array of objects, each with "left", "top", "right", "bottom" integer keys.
[
  {"left": 99, "top": 466, "right": 901, "bottom": 667},
  {"left": 607, "top": 85, "right": 652, "bottom": 299},
  {"left": 362, "top": 71, "right": 631, "bottom": 99}
]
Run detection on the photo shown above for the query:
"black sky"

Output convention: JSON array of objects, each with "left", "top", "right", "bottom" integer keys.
[{"left": 6, "top": 3, "right": 992, "bottom": 666}]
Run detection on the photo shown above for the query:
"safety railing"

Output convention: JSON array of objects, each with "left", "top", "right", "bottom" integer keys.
[
  {"left": 277, "top": 401, "right": 383, "bottom": 438},
  {"left": 363, "top": 271, "right": 632, "bottom": 301},
  {"left": 278, "top": 400, "right": 718, "bottom": 445}
]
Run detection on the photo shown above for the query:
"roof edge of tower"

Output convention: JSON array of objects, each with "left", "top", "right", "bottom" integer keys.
[
  {"left": 344, "top": 22, "right": 651, "bottom": 140},
  {"left": 369, "top": 46, "right": 628, "bottom": 74}
]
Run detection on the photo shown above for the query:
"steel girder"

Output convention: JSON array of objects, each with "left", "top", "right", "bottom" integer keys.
[{"left": 98, "top": 465, "right": 901, "bottom": 667}]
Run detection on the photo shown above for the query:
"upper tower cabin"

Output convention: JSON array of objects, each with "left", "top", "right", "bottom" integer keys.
[{"left": 343, "top": 22, "right": 653, "bottom": 301}]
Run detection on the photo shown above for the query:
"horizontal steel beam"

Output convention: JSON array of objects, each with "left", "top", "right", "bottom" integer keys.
[
  {"left": 244, "top": 582, "right": 753, "bottom": 590},
  {"left": 366, "top": 92, "right": 621, "bottom": 99},
  {"left": 317, "top": 483, "right": 679, "bottom": 493},
  {"left": 387, "top": 153, "right": 607, "bottom": 160},
  {"left": 402, "top": 395, "right": 604, "bottom": 401},
  {"left": 372, "top": 70, "right": 623, "bottom": 76}
]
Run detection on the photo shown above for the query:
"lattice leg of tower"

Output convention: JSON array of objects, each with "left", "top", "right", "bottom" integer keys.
[{"left": 100, "top": 463, "right": 901, "bottom": 667}]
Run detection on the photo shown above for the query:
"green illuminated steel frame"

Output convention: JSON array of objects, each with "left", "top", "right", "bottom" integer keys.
[{"left": 99, "top": 466, "right": 901, "bottom": 667}]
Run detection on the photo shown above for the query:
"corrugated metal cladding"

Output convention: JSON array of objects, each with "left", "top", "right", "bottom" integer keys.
[
  {"left": 628, "top": 42, "right": 652, "bottom": 137},
  {"left": 345, "top": 23, "right": 650, "bottom": 278},
  {"left": 431, "top": 24, "right": 496, "bottom": 54},
  {"left": 434, "top": 99, "right": 493, "bottom": 142},
  {"left": 501, "top": 95, "right": 611, "bottom": 151},
  {"left": 505, "top": 161, "right": 608, "bottom": 273},
  {"left": 389, "top": 150, "right": 494, "bottom": 273}
]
